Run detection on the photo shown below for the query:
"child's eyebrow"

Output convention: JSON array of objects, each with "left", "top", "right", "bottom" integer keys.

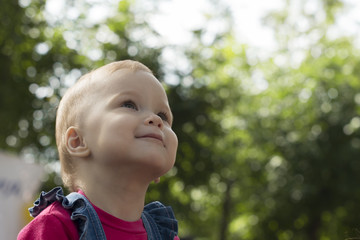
[{"left": 107, "top": 90, "right": 141, "bottom": 104}]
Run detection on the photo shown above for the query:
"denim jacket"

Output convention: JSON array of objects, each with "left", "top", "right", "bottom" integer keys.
[{"left": 29, "top": 187, "right": 178, "bottom": 240}]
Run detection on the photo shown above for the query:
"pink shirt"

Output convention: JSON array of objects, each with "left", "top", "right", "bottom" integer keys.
[{"left": 18, "top": 191, "right": 180, "bottom": 240}]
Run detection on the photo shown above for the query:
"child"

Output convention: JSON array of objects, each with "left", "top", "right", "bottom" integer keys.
[{"left": 18, "top": 60, "right": 180, "bottom": 240}]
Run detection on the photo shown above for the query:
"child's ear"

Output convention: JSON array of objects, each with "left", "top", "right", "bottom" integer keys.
[{"left": 65, "top": 127, "right": 90, "bottom": 158}]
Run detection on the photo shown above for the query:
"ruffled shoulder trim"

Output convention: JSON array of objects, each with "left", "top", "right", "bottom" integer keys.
[
  {"left": 29, "top": 187, "right": 106, "bottom": 239},
  {"left": 143, "top": 201, "right": 178, "bottom": 239},
  {"left": 29, "top": 187, "right": 88, "bottom": 220},
  {"left": 29, "top": 187, "right": 66, "bottom": 217}
]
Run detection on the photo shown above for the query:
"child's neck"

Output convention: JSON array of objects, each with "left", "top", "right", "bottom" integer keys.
[{"left": 80, "top": 174, "right": 149, "bottom": 222}]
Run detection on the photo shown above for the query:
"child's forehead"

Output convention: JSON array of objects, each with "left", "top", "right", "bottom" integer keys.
[
  {"left": 78, "top": 67, "right": 174, "bottom": 123},
  {"left": 93, "top": 63, "right": 152, "bottom": 79},
  {"left": 91, "top": 68, "right": 168, "bottom": 99},
  {"left": 93, "top": 67, "right": 151, "bottom": 83}
]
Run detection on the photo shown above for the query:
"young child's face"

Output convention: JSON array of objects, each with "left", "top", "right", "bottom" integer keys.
[{"left": 81, "top": 69, "right": 178, "bottom": 180}]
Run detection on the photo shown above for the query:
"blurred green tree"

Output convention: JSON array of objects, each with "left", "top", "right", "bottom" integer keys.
[
  {"left": 160, "top": 0, "right": 360, "bottom": 239},
  {"left": 2, "top": 0, "right": 360, "bottom": 240},
  {"left": 181, "top": 0, "right": 360, "bottom": 239}
]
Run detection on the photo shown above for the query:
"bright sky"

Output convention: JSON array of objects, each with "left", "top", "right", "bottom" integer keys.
[
  {"left": 39, "top": 0, "right": 360, "bottom": 87},
  {"left": 41, "top": 0, "right": 360, "bottom": 50},
  {"left": 146, "top": 0, "right": 360, "bottom": 48},
  {"left": 147, "top": 0, "right": 283, "bottom": 48}
]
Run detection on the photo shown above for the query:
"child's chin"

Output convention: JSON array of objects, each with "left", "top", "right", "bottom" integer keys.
[{"left": 144, "top": 161, "right": 172, "bottom": 176}]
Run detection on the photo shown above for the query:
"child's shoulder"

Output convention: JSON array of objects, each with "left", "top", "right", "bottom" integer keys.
[
  {"left": 37, "top": 200, "right": 73, "bottom": 221},
  {"left": 17, "top": 201, "right": 78, "bottom": 240}
]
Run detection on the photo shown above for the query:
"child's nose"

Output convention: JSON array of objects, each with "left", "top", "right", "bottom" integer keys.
[{"left": 145, "top": 114, "right": 163, "bottom": 129}]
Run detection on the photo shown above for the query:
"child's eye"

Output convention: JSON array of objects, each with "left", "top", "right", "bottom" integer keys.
[
  {"left": 158, "top": 112, "right": 169, "bottom": 122},
  {"left": 121, "top": 101, "right": 138, "bottom": 110}
]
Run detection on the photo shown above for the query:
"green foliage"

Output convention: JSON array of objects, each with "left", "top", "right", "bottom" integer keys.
[
  {"left": 243, "top": 37, "right": 360, "bottom": 240},
  {"left": 1, "top": 0, "right": 360, "bottom": 239}
]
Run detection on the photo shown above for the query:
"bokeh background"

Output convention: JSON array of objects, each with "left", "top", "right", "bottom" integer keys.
[{"left": 1, "top": 0, "right": 360, "bottom": 239}]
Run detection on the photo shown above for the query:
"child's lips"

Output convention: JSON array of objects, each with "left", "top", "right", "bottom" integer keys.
[{"left": 137, "top": 133, "right": 164, "bottom": 144}]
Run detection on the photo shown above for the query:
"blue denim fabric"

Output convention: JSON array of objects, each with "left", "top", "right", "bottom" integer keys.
[
  {"left": 142, "top": 201, "right": 178, "bottom": 240},
  {"left": 29, "top": 187, "right": 178, "bottom": 240}
]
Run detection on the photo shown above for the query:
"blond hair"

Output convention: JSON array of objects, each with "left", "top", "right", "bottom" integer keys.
[{"left": 56, "top": 60, "right": 152, "bottom": 191}]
